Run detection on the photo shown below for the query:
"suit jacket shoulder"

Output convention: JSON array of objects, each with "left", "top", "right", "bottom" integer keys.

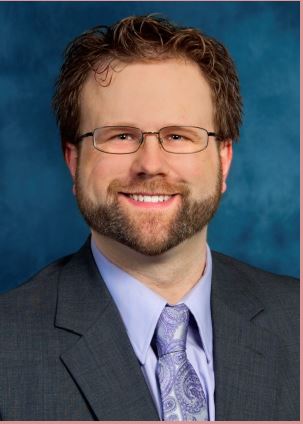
[
  {"left": 212, "top": 250, "right": 299, "bottom": 331},
  {"left": 0, "top": 254, "right": 71, "bottom": 322},
  {"left": 210, "top": 250, "right": 299, "bottom": 420}
]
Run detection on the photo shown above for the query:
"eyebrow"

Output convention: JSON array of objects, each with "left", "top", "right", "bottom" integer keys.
[{"left": 95, "top": 122, "right": 195, "bottom": 128}]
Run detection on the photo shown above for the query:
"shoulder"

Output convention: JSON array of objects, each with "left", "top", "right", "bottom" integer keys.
[
  {"left": 211, "top": 250, "right": 299, "bottom": 322},
  {"left": 212, "top": 250, "right": 299, "bottom": 287},
  {"left": 0, "top": 254, "right": 73, "bottom": 320}
]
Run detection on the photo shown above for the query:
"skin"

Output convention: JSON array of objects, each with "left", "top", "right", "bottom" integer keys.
[{"left": 65, "top": 59, "right": 232, "bottom": 304}]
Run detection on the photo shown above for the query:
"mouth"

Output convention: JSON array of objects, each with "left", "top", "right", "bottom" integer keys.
[
  {"left": 123, "top": 193, "right": 176, "bottom": 202},
  {"left": 119, "top": 192, "right": 178, "bottom": 207}
]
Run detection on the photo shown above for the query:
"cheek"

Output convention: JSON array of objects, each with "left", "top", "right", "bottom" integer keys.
[
  {"left": 81, "top": 152, "right": 132, "bottom": 195},
  {"left": 174, "top": 152, "right": 220, "bottom": 199},
  {"left": 174, "top": 154, "right": 218, "bottom": 182}
]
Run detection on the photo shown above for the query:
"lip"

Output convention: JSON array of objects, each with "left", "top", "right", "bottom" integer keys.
[
  {"left": 120, "top": 192, "right": 178, "bottom": 196},
  {"left": 118, "top": 192, "right": 179, "bottom": 208}
]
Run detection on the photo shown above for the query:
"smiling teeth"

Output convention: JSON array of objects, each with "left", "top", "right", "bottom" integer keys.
[{"left": 129, "top": 194, "right": 172, "bottom": 202}]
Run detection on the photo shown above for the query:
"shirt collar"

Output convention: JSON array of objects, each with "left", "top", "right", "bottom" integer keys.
[
  {"left": 181, "top": 246, "right": 213, "bottom": 362},
  {"left": 91, "top": 239, "right": 213, "bottom": 364}
]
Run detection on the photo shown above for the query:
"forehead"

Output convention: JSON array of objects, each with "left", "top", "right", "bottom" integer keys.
[{"left": 79, "top": 59, "right": 214, "bottom": 129}]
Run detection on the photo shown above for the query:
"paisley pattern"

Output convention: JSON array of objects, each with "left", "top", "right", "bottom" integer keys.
[
  {"left": 157, "top": 355, "right": 175, "bottom": 398},
  {"left": 155, "top": 304, "right": 208, "bottom": 421}
]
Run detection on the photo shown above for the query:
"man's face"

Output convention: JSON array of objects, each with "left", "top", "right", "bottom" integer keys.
[{"left": 66, "top": 59, "right": 232, "bottom": 255}]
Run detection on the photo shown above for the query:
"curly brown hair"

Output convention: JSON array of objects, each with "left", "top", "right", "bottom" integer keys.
[{"left": 52, "top": 15, "right": 242, "bottom": 151}]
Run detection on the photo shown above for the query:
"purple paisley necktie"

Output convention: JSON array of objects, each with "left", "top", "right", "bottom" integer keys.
[{"left": 155, "top": 304, "right": 208, "bottom": 421}]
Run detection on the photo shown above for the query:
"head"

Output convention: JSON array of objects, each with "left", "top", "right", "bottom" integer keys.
[
  {"left": 53, "top": 15, "right": 242, "bottom": 150},
  {"left": 53, "top": 15, "right": 242, "bottom": 256}
]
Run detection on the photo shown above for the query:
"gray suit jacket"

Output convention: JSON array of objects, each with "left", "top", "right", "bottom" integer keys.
[{"left": 0, "top": 239, "right": 299, "bottom": 420}]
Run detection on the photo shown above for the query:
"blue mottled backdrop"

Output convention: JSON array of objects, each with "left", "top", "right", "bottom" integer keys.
[{"left": 0, "top": 1, "right": 299, "bottom": 292}]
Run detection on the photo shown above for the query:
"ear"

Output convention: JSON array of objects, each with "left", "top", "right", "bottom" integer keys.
[
  {"left": 64, "top": 143, "right": 79, "bottom": 195},
  {"left": 219, "top": 140, "right": 233, "bottom": 194}
]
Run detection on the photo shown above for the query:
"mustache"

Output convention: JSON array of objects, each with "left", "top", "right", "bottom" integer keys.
[{"left": 107, "top": 179, "right": 190, "bottom": 196}]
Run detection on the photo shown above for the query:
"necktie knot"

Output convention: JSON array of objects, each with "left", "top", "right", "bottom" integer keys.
[{"left": 155, "top": 303, "right": 189, "bottom": 358}]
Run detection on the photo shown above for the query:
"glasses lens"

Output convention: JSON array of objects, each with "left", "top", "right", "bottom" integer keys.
[
  {"left": 160, "top": 126, "right": 208, "bottom": 153},
  {"left": 94, "top": 127, "right": 142, "bottom": 153}
]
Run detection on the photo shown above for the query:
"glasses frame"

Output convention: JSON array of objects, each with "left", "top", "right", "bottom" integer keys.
[{"left": 77, "top": 126, "right": 222, "bottom": 155}]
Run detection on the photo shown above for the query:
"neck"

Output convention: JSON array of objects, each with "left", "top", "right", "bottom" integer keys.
[{"left": 91, "top": 229, "right": 208, "bottom": 304}]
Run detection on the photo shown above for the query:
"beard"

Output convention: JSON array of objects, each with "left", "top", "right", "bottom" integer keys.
[{"left": 75, "top": 166, "right": 223, "bottom": 256}]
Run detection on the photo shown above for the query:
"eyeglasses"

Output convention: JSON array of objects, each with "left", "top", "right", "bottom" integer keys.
[{"left": 77, "top": 126, "right": 222, "bottom": 154}]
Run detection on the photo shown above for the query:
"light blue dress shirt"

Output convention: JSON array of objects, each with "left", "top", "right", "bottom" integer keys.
[{"left": 91, "top": 239, "right": 215, "bottom": 420}]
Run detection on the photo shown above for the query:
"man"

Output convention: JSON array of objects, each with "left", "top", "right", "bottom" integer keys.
[{"left": 0, "top": 15, "right": 299, "bottom": 421}]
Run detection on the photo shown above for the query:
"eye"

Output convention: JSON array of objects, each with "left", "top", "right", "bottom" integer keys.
[
  {"left": 162, "top": 127, "right": 199, "bottom": 144},
  {"left": 166, "top": 133, "right": 186, "bottom": 142},
  {"left": 171, "top": 134, "right": 183, "bottom": 141},
  {"left": 110, "top": 132, "right": 135, "bottom": 142},
  {"left": 165, "top": 132, "right": 194, "bottom": 143},
  {"left": 116, "top": 133, "right": 131, "bottom": 140}
]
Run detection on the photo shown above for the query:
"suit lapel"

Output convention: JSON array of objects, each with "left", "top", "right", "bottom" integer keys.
[
  {"left": 55, "top": 241, "right": 159, "bottom": 420},
  {"left": 211, "top": 253, "right": 280, "bottom": 420}
]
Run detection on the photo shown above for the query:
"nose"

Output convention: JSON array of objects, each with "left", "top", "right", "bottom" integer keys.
[{"left": 130, "top": 132, "right": 169, "bottom": 177}]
